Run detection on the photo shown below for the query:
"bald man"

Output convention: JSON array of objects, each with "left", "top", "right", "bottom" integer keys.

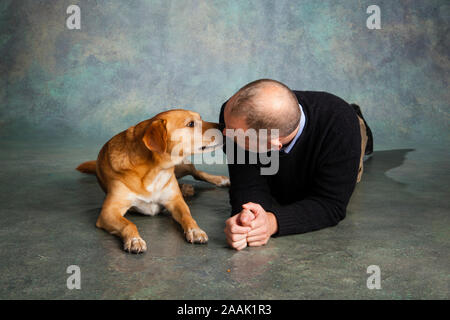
[{"left": 219, "top": 79, "right": 373, "bottom": 250}]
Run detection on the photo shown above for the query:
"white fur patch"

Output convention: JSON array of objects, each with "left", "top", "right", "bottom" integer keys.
[
  {"left": 130, "top": 202, "right": 161, "bottom": 216},
  {"left": 127, "top": 171, "right": 175, "bottom": 215},
  {"left": 218, "top": 177, "right": 230, "bottom": 187}
]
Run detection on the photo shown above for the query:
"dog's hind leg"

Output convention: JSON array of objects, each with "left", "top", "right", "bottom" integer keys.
[
  {"left": 175, "top": 161, "right": 230, "bottom": 187},
  {"left": 179, "top": 183, "right": 195, "bottom": 197},
  {"left": 96, "top": 189, "right": 147, "bottom": 254}
]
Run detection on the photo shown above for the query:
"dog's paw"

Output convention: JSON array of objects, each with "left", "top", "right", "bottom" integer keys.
[
  {"left": 180, "top": 183, "right": 195, "bottom": 197},
  {"left": 185, "top": 228, "right": 208, "bottom": 244},
  {"left": 123, "top": 237, "right": 147, "bottom": 254},
  {"left": 213, "top": 176, "right": 230, "bottom": 187}
]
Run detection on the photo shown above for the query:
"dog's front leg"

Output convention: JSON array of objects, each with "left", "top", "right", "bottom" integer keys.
[
  {"left": 165, "top": 196, "right": 208, "bottom": 244},
  {"left": 96, "top": 192, "right": 147, "bottom": 253}
]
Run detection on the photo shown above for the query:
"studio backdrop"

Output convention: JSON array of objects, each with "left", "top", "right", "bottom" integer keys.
[{"left": 0, "top": 0, "right": 448, "bottom": 147}]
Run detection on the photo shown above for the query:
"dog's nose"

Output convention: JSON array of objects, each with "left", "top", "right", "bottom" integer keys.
[{"left": 218, "top": 123, "right": 225, "bottom": 132}]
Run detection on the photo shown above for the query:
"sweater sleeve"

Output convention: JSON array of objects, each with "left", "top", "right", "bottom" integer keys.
[
  {"left": 227, "top": 157, "right": 275, "bottom": 216},
  {"left": 271, "top": 113, "right": 361, "bottom": 236}
]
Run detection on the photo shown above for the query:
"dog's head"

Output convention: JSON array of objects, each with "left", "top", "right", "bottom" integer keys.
[{"left": 142, "top": 109, "right": 222, "bottom": 162}]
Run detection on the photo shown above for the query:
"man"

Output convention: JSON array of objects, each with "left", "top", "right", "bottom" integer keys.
[{"left": 219, "top": 79, "right": 373, "bottom": 250}]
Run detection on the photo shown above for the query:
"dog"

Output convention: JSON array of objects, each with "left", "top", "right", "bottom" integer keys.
[{"left": 76, "top": 109, "right": 230, "bottom": 253}]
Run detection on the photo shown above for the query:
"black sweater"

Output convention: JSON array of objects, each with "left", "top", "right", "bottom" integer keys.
[{"left": 219, "top": 91, "right": 361, "bottom": 236}]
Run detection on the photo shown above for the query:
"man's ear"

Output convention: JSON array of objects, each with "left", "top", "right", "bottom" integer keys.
[
  {"left": 143, "top": 119, "right": 167, "bottom": 153},
  {"left": 270, "top": 137, "right": 283, "bottom": 151}
]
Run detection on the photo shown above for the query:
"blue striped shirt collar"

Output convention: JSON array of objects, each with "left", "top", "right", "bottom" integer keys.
[{"left": 281, "top": 103, "right": 306, "bottom": 154}]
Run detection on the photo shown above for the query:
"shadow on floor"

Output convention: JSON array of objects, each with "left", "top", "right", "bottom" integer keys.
[{"left": 363, "top": 148, "right": 415, "bottom": 175}]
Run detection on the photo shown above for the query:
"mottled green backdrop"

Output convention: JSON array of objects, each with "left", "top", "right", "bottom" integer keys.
[{"left": 0, "top": 0, "right": 449, "bottom": 146}]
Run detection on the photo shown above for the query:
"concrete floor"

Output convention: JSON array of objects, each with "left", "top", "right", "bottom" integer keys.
[{"left": 0, "top": 133, "right": 448, "bottom": 299}]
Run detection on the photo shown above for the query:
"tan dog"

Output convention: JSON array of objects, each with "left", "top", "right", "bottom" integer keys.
[{"left": 76, "top": 109, "right": 230, "bottom": 253}]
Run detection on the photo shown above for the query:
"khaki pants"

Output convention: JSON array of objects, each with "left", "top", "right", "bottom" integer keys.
[{"left": 357, "top": 116, "right": 368, "bottom": 183}]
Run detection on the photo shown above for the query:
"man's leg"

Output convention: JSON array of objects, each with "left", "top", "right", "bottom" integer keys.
[{"left": 357, "top": 116, "right": 368, "bottom": 183}]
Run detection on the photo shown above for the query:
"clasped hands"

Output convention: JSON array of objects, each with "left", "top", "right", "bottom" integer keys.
[{"left": 224, "top": 202, "right": 278, "bottom": 250}]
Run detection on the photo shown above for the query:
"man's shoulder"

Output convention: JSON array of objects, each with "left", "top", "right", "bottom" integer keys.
[
  {"left": 293, "top": 90, "right": 359, "bottom": 135},
  {"left": 293, "top": 90, "right": 349, "bottom": 107},
  {"left": 294, "top": 90, "right": 355, "bottom": 116}
]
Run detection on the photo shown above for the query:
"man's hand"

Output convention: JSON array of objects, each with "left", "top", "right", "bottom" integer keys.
[
  {"left": 242, "top": 202, "right": 278, "bottom": 247},
  {"left": 224, "top": 202, "right": 278, "bottom": 250},
  {"left": 224, "top": 209, "right": 254, "bottom": 251}
]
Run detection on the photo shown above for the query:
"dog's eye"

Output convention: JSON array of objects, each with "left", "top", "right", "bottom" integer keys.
[{"left": 187, "top": 121, "right": 195, "bottom": 127}]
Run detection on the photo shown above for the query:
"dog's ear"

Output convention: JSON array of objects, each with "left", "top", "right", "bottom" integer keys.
[{"left": 143, "top": 119, "right": 167, "bottom": 153}]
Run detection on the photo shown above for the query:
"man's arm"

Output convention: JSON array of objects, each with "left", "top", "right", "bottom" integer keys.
[
  {"left": 271, "top": 117, "right": 361, "bottom": 236},
  {"left": 221, "top": 100, "right": 279, "bottom": 249},
  {"left": 221, "top": 100, "right": 360, "bottom": 239},
  {"left": 219, "top": 101, "right": 276, "bottom": 215}
]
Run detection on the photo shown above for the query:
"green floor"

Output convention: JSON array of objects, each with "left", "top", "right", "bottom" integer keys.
[{"left": 0, "top": 135, "right": 448, "bottom": 299}]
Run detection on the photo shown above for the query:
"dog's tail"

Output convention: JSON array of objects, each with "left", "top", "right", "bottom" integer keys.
[{"left": 76, "top": 160, "right": 97, "bottom": 175}]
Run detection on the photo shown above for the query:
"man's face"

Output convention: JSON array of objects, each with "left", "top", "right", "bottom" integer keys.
[{"left": 223, "top": 103, "right": 276, "bottom": 153}]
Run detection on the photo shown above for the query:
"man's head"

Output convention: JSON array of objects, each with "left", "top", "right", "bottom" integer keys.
[{"left": 223, "top": 79, "right": 300, "bottom": 151}]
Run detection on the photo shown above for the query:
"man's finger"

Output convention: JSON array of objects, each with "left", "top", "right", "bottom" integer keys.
[
  {"left": 239, "top": 209, "right": 255, "bottom": 227},
  {"left": 249, "top": 216, "right": 265, "bottom": 230},
  {"left": 225, "top": 215, "right": 238, "bottom": 227},
  {"left": 231, "top": 238, "right": 247, "bottom": 250},
  {"left": 235, "top": 240, "right": 247, "bottom": 251},
  {"left": 248, "top": 240, "right": 267, "bottom": 247},
  {"left": 226, "top": 234, "right": 243, "bottom": 247},
  {"left": 242, "top": 202, "right": 265, "bottom": 215},
  {"left": 246, "top": 233, "right": 267, "bottom": 243},
  {"left": 227, "top": 232, "right": 247, "bottom": 242},
  {"left": 247, "top": 224, "right": 266, "bottom": 237},
  {"left": 230, "top": 223, "right": 251, "bottom": 234}
]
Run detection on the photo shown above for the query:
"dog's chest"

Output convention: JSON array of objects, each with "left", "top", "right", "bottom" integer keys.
[
  {"left": 145, "top": 171, "right": 173, "bottom": 194},
  {"left": 128, "top": 171, "right": 175, "bottom": 215}
]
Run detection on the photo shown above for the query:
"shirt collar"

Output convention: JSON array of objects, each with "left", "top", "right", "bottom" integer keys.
[{"left": 281, "top": 103, "right": 306, "bottom": 154}]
